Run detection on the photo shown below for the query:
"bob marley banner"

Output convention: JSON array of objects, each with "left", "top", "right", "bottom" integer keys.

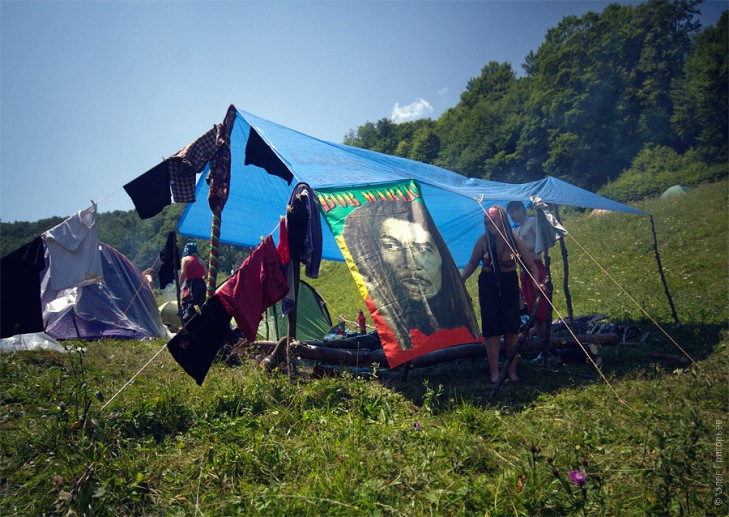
[{"left": 317, "top": 179, "right": 483, "bottom": 368}]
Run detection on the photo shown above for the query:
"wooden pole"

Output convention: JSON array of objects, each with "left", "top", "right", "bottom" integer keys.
[
  {"left": 649, "top": 215, "right": 680, "bottom": 324},
  {"left": 286, "top": 253, "right": 300, "bottom": 380},
  {"left": 554, "top": 206, "right": 574, "bottom": 326}
]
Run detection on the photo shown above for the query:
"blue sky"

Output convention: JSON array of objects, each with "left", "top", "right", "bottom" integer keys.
[{"left": 1, "top": 0, "right": 725, "bottom": 223}]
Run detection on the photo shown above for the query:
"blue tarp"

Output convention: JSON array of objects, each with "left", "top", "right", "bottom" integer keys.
[{"left": 178, "top": 109, "right": 646, "bottom": 268}]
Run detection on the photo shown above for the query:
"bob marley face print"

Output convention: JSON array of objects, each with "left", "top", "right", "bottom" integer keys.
[
  {"left": 318, "top": 180, "right": 483, "bottom": 365},
  {"left": 378, "top": 216, "right": 443, "bottom": 299}
]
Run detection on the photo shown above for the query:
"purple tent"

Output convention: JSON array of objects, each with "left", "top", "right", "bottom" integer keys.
[{"left": 41, "top": 244, "right": 167, "bottom": 340}]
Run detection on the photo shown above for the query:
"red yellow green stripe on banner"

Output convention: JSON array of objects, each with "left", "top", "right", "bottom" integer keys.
[{"left": 317, "top": 179, "right": 483, "bottom": 368}]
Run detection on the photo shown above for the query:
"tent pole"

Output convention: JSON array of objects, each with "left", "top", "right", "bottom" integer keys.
[
  {"left": 205, "top": 206, "right": 222, "bottom": 301},
  {"left": 542, "top": 250, "right": 553, "bottom": 362},
  {"left": 173, "top": 233, "right": 182, "bottom": 323},
  {"left": 286, "top": 253, "right": 300, "bottom": 381},
  {"left": 270, "top": 303, "right": 277, "bottom": 341},
  {"left": 554, "top": 206, "right": 574, "bottom": 326},
  {"left": 650, "top": 215, "right": 680, "bottom": 324},
  {"left": 205, "top": 104, "right": 236, "bottom": 302}
]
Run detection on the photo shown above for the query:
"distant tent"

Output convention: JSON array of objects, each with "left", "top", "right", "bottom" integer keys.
[
  {"left": 661, "top": 185, "right": 691, "bottom": 198},
  {"left": 42, "top": 243, "right": 168, "bottom": 340},
  {"left": 257, "top": 281, "right": 332, "bottom": 342},
  {"left": 159, "top": 300, "right": 183, "bottom": 329}
]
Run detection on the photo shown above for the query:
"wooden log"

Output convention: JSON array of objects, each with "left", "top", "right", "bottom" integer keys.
[
  {"left": 254, "top": 340, "right": 388, "bottom": 366},
  {"left": 258, "top": 337, "right": 289, "bottom": 372},
  {"left": 410, "top": 343, "right": 486, "bottom": 367},
  {"left": 253, "top": 333, "right": 621, "bottom": 370},
  {"left": 649, "top": 352, "right": 688, "bottom": 362},
  {"left": 252, "top": 340, "right": 490, "bottom": 368},
  {"left": 520, "top": 333, "right": 620, "bottom": 351}
]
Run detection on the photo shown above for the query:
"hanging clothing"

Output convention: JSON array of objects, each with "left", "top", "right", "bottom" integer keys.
[
  {"left": 42, "top": 204, "right": 102, "bottom": 291},
  {"left": 244, "top": 126, "right": 294, "bottom": 185},
  {"left": 288, "top": 182, "right": 322, "bottom": 278},
  {"left": 531, "top": 196, "right": 568, "bottom": 254},
  {"left": 0, "top": 237, "right": 47, "bottom": 338},
  {"left": 281, "top": 183, "right": 323, "bottom": 316},
  {"left": 277, "top": 217, "right": 290, "bottom": 266},
  {"left": 158, "top": 231, "right": 180, "bottom": 289},
  {"left": 215, "top": 235, "right": 289, "bottom": 342},
  {"left": 207, "top": 105, "right": 237, "bottom": 211},
  {"left": 166, "top": 295, "right": 232, "bottom": 386},
  {"left": 167, "top": 125, "right": 222, "bottom": 202},
  {"left": 123, "top": 161, "right": 171, "bottom": 219}
]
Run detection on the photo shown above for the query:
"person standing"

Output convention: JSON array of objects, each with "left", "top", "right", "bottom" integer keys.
[
  {"left": 461, "top": 206, "right": 542, "bottom": 383},
  {"left": 179, "top": 242, "right": 207, "bottom": 324},
  {"left": 506, "top": 201, "right": 549, "bottom": 343}
]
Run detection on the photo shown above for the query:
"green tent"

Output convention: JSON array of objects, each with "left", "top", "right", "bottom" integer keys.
[
  {"left": 257, "top": 281, "right": 332, "bottom": 342},
  {"left": 661, "top": 185, "right": 691, "bottom": 198}
]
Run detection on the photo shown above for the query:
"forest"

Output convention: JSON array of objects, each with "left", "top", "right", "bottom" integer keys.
[
  {"left": 345, "top": 0, "right": 727, "bottom": 195},
  {"left": 1, "top": 0, "right": 726, "bottom": 272}
]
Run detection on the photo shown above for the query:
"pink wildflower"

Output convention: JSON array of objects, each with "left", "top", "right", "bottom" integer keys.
[{"left": 568, "top": 470, "right": 588, "bottom": 487}]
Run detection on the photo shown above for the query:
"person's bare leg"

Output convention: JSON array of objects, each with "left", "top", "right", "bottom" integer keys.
[
  {"left": 503, "top": 332, "right": 520, "bottom": 381},
  {"left": 485, "top": 336, "right": 501, "bottom": 383}
]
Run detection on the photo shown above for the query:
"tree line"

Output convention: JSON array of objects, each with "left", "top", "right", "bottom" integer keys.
[
  {"left": 344, "top": 0, "right": 727, "bottom": 197},
  {"left": 0, "top": 204, "right": 250, "bottom": 281}
]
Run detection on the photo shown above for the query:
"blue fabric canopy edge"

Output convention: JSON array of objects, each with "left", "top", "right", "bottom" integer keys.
[{"left": 177, "top": 108, "right": 646, "bottom": 268}]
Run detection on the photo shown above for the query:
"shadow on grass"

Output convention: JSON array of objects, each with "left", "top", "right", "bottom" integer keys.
[{"left": 373, "top": 320, "right": 726, "bottom": 413}]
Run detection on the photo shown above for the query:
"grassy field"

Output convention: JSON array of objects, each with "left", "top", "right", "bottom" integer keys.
[{"left": 1, "top": 181, "right": 727, "bottom": 516}]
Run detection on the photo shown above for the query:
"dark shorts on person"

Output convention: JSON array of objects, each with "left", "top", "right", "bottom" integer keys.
[
  {"left": 181, "top": 277, "right": 207, "bottom": 325},
  {"left": 478, "top": 270, "right": 520, "bottom": 337}
]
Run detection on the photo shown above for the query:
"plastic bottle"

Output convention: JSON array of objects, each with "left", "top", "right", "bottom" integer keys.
[{"left": 358, "top": 310, "right": 367, "bottom": 335}]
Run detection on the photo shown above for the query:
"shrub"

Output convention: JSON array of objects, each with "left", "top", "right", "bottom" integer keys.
[{"left": 598, "top": 145, "right": 728, "bottom": 202}]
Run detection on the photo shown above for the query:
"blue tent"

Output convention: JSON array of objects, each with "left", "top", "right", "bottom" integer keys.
[{"left": 178, "top": 109, "right": 646, "bottom": 268}]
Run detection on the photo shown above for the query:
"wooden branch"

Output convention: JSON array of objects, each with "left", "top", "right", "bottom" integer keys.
[
  {"left": 252, "top": 332, "right": 620, "bottom": 374},
  {"left": 649, "top": 352, "right": 688, "bottom": 362},
  {"left": 258, "top": 337, "right": 288, "bottom": 372},
  {"left": 520, "top": 333, "right": 621, "bottom": 351}
]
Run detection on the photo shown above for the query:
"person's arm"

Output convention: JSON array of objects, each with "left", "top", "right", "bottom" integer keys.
[
  {"left": 179, "top": 257, "right": 188, "bottom": 285},
  {"left": 461, "top": 235, "right": 484, "bottom": 283}
]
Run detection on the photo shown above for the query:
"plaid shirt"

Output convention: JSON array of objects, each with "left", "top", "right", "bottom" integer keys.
[{"left": 168, "top": 125, "right": 221, "bottom": 202}]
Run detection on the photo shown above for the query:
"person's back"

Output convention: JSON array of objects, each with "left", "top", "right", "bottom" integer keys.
[{"left": 507, "top": 203, "right": 539, "bottom": 261}]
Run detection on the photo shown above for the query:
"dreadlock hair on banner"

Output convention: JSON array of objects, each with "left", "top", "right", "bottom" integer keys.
[{"left": 318, "top": 179, "right": 483, "bottom": 368}]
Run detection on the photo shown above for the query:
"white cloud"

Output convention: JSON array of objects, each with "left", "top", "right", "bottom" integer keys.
[
  {"left": 390, "top": 98, "right": 434, "bottom": 123},
  {"left": 438, "top": 87, "right": 448, "bottom": 96}
]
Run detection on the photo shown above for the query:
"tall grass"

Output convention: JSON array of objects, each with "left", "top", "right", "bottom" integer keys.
[{"left": 1, "top": 181, "right": 727, "bottom": 515}]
